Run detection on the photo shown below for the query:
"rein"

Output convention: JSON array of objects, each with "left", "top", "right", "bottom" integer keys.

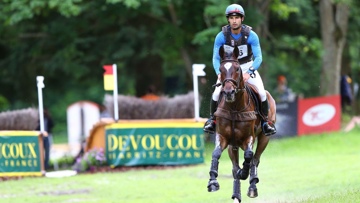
[{"left": 222, "top": 78, "right": 245, "bottom": 94}]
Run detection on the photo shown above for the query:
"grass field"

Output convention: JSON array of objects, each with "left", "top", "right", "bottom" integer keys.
[{"left": 1, "top": 128, "right": 360, "bottom": 203}]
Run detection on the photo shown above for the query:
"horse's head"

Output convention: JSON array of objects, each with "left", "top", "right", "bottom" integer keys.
[{"left": 219, "top": 45, "right": 244, "bottom": 102}]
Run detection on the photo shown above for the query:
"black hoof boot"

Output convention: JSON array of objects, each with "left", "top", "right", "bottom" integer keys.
[
  {"left": 207, "top": 179, "right": 220, "bottom": 192},
  {"left": 236, "top": 168, "right": 250, "bottom": 180}
]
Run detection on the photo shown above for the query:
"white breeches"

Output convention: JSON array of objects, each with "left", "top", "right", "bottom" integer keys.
[{"left": 212, "top": 61, "right": 267, "bottom": 102}]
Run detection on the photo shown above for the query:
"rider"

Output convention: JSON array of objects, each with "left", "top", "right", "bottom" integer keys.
[{"left": 203, "top": 3, "right": 276, "bottom": 136}]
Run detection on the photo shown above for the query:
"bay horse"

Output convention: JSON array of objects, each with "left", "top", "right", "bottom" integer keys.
[{"left": 207, "top": 45, "right": 276, "bottom": 202}]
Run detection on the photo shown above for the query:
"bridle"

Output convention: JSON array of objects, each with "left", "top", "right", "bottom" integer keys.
[
  {"left": 219, "top": 58, "right": 252, "bottom": 128},
  {"left": 220, "top": 59, "right": 246, "bottom": 94}
]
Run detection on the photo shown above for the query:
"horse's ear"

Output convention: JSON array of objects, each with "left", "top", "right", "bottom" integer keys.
[
  {"left": 219, "top": 46, "right": 225, "bottom": 60},
  {"left": 233, "top": 46, "right": 240, "bottom": 59}
]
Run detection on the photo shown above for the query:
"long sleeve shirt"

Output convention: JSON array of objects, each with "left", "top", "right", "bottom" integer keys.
[{"left": 212, "top": 29, "right": 262, "bottom": 75}]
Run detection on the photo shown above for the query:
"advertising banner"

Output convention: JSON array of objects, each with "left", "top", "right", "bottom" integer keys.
[
  {"left": 298, "top": 95, "right": 341, "bottom": 135},
  {"left": 274, "top": 100, "right": 298, "bottom": 138},
  {"left": 105, "top": 122, "right": 205, "bottom": 167},
  {"left": 0, "top": 131, "right": 43, "bottom": 177}
]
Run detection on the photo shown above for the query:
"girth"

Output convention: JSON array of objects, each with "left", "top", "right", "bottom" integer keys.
[{"left": 214, "top": 108, "right": 256, "bottom": 121}]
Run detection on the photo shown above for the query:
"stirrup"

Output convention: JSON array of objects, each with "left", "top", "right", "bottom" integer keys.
[{"left": 262, "top": 122, "right": 276, "bottom": 136}]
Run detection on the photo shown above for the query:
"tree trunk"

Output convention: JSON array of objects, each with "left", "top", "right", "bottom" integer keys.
[{"left": 319, "top": 0, "right": 349, "bottom": 96}]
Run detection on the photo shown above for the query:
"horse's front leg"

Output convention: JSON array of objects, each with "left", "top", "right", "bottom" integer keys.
[
  {"left": 207, "top": 134, "right": 227, "bottom": 192},
  {"left": 247, "top": 157, "right": 259, "bottom": 198},
  {"left": 236, "top": 137, "right": 254, "bottom": 180},
  {"left": 228, "top": 145, "right": 241, "bottom": 202}
]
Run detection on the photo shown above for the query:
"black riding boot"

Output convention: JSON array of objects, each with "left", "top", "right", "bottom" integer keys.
[
  {"left": 203, "top": 99, "right": 218, "bottom": 134},
  {"left": 261, "top": 99, "right": 276, "bottom": 136}
]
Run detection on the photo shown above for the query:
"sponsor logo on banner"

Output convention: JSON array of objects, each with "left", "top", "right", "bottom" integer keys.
[
  {"left": 105, "top": 122, "right": 205, "bottom": 167},
  {"left": 298, "top": 95, "right": 340, "bottom": 135},
  {"left": 302, "top": 104, "right": 336, "bottom": 126},
  {"left": 0, "top": 131, "right": 43, "bottom": 177}
]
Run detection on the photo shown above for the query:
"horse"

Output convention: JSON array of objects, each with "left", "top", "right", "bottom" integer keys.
[{"left": 207, "top": 45, "right": 276, "bottom": 202}]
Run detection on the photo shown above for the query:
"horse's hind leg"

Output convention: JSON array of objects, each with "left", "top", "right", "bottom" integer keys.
[
  {"left": 247, "top": 134, "right": 269, "bottom": 198},
  {"left": 228, "top": 146, "right": 241, "bottom": 202},
  {"left": 207, "top": 143, "right": 224, "bottom": 192}
]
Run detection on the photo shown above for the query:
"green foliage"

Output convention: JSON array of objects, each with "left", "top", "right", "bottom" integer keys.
[
  {"left": 265, "top": 0, "right": 323, "bottom": 97},
  {"left": 270, "top": 0, "right": 300, "bottom": 20},
  {"left": 192, "top": 27, "right": 219, "bottom": 45},
  {"left": 0, "top": 0, "right": 359, "bottom": 131},
  {"left": 49, "top": 155, "right": 75, "bottom": 170},
  {"left": 267, "top": 35, "right": 322, "bottom": 97},
  {"left": 0, "top": 95, "right": 9, "bottom": 111},
  {"left": 348, "top": 0, "right": 360, "bottom": 73},
  {"left": 106, "top": 0, "right": 146, "bottom": 8},
  {"left": 0, "top": 0, "right": 83, "bottom": 25},
  {"left": 192, "top": 1, "right": 230, "bottom": 46},
  {"left": 48, "top": 0, "right": 83, "bottom": 17}
]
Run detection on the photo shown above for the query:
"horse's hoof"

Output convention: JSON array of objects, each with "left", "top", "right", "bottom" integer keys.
[
  {"left": 207, "top": 180, "right": 220, "bottom": 192},
  {"left": 208, "top": 184, "right": 219, "bottom": 192},
  {"left": 233, "top": 197, "right": 241, "bottom": 203},
  {"left": 247, "top": 187, "right": 258, "bottom": 198}
]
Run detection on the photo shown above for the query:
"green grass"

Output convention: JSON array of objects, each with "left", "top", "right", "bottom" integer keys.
[{"left": 1, "top": 128, "right": 360, "bottom": 203}]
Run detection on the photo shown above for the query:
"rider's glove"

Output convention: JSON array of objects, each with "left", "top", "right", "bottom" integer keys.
[{"left": 247, "top": 67, "right": 256, "bottom": 78}]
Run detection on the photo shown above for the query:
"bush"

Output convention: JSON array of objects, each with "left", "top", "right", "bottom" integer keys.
[{"left": 72, "top": 148, "right": 106, "bottom": 173}]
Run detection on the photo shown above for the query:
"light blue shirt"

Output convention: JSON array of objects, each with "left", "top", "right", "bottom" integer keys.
[{"left": 212, "top": 29, "right": 262, "bottom": 75}]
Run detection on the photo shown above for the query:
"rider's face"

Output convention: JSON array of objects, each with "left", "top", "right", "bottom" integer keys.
[{"left": 228, "top": 15, "right": 243, "bottom": 30}]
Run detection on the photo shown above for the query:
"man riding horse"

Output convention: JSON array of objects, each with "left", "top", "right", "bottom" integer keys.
[{"left": 204, "top": 3, "right": 276, "bottom": 136}]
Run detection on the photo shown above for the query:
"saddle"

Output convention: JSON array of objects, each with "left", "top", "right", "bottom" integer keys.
[{"left": 245, "top": 83, "right": 267, "bottom": 120}]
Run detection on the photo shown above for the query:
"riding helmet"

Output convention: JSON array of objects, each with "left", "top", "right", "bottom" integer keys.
[{"left": 225, "top": 4, "right": 245, "bottom": 17}]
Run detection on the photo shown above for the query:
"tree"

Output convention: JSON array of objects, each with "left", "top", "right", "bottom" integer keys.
[
  {"left": 319, "top": 0, "right": 349, "bottom": 95},
  {"left": 1, "top": 0, "right": 360, "bottom": 130}
]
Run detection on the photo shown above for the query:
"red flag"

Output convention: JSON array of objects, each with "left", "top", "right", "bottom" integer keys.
[{"left": 103, "top": 65, "right": 113, "bottom": 75}]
